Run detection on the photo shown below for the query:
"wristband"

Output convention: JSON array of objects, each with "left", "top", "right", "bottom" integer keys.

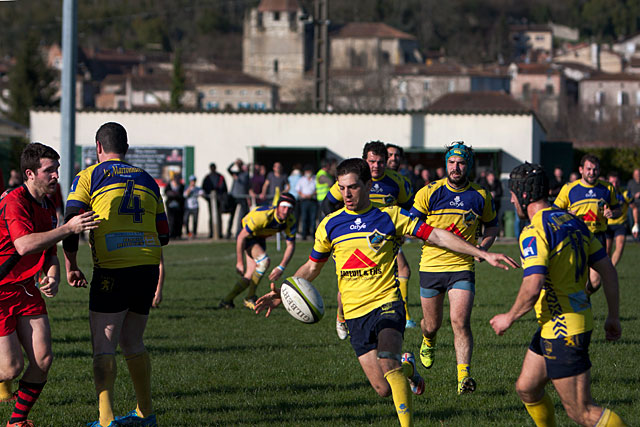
[{"left": 276, "top": 265, "right": 285, "bottom": 271}]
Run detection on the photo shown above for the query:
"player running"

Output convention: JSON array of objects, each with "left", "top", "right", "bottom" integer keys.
[
  {"left": 553, "top": 154, "right": 620, "bottom": 295},
  {"left": 323, "top": 141, "right": 413, "bottom": 339},
  {"left": 256, "top": 158, "right": 518, "bottom": 427},
  {"left": 491, "top": 162, "right": 626, "bottom": 427},
  {"left": 0, "top": 143, "right": 98, "bottom": 427},
  {"left": 63, "top": 122, "right": 170, "bottom": 427},
  {"left": 218, "top": 193, "right": 297, "bottom": 310},
  {"left": 409, "top": 141, "right": 498, "bottom": 394},
  {"left": 605, "top": 171, "right": 638, "bottom": 266}
]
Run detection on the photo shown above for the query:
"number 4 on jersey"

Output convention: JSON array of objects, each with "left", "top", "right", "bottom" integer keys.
[{"left": 118, "top": 179, "right": 145, "bottom": 222}]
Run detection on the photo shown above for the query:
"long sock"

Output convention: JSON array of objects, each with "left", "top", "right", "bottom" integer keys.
[
  {"left": 125, "top": 351, "right": 153, "bottom": 418},
  {"left": 246, "top": 272, "right": 262, "bottom": 299},
  {"left": 9, "top": 380, "right": 45, "bottom": 423},
  {"left": 457, "top": 364, "right": 470, "bottom": 382},
  {"left": 0, "top": 380, "right": 13, "bottom": 400},
  {"left": 398, "top": 277, "right": 411, "bottom": 320},
  {"left": 223, "top": 277, "right": 250, "bottom": 302},
  {"left": 384, "top": 367, "right": 413, "bottom": 427},
  {"left": 523, "top": 392, "right": 556, "bottom": 427},
  {"left": 596, "top": 408, "right": 627, "bottom": 427},
  {"left": 94, "top": 353, "right": 117, "bottom": 427}
]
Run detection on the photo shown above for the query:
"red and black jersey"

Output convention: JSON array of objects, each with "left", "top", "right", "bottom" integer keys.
[{"left": 0, "top": 185, "right": 57, "bottom": 286}]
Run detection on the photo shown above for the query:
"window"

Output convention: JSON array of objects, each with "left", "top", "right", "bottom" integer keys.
[
  {"left": 256, "top": 89, "right": 263, "bottom": 95},
  {"left": 595, "top": 108, "right": 603, "bottom": 121},
  {"left": 398, "top": 97, "right": 407, "bottom": 110},
  {"left": 535, "top": 35, "right": 545, "bottom": 41},
  {"left": 398, "top": 81, "right": 407, "bottom": 94},
  {"left": 595, "top": 91, "right": 605, "bottom": 105},
  {"left": 240, "top": 89, "right": 247, "bottom": 95},
  {"left": 206, "top": 101, "right": 219, "bottom": 110},
  {"left": 618, "top": 91, "right": 629, "bottom": 105},
  {"left": 273, "top": 11, "right": 280, "bottom": 21},
  {"left": 209, "top": 89, "right": 217, "bottom": 96},
  {"left": 117, "top": 100, "right": 126, "bottom": 110},
  {"left": 274, "top": 59, "right": 279, "bottom": 73},
  {"left": 448, "top": 81, "right": 455, "bottom": 92},
  {"left": 254, "top": 102, "right": 266, "bottom": 110},
  {"left": 238, "top": 101, "right": 251, "bottom": 109},
  {"left": 257, "top": 12, "right": 263, "bottom": 28},
  {"left": 289, "top": 12, "right": 297, "bottom": 30},
  {"left": 636, "top": 91, "right": 640, "bottom": 105},
  {"left": 225, "top": 89, "right": 232, "bottom": 95},
  {"left": 423, "top": 81, "right": 430, "bottom": 91},
  {"left": 381, "top": 51, "right": 390, "bottom": 65},
  {"left": 545, "top": 84, "right": 554, "bottom": 95},
  {"left": 144, "top": 92, "right": 158, "bottom": 105}
]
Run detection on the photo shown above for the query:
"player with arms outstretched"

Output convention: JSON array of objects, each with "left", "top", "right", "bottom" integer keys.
[
  {"left": 256, "top": 158, "right": 518, "bottom": 427},
  {"left": 63, "top": 122, "right": 170, "bottom": 427},
  {"left": 491, "top": 163, "right": 626, "bottom": 427}
]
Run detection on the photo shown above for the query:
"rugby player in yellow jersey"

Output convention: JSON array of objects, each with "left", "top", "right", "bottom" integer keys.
[
  {"left": 553, "top": 154, "right": 620, "bottom": 296},
  {"left": 255, "top": 158, "right": 518, "bottom": 427},
  {"left": 218, "top": 193, "right": 297, "bottom": 310},
  {"left": 410, "top": 141, "right": 498, "bottom": 394},
  {"left": 491, "top": 163, "right": 626, "bottom": 427},
  {"left": 63, "top": 122, "right": 170, "bottom": 427},
  {"left": 386, "top": 144, "right": 418, "bottom": 329},
  {"left": 323, "top": 141, "right": 414, "bottom": 340},
  {"left": 605, "top": 171, "right": 639, "bottom": 266}
]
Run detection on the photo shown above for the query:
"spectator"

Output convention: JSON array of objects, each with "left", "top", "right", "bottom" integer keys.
[
  {"left": 6, "top": 169, "right": 22, "bottom": 191},
  {"left": 288, "top": 164, "right": 302, "bottom": 226},
  {"left": 548, "top": 166, "right": 566, "bottom": 201},
  {"left": 569, "top": 171, "right": 579, "bottom": 182},
  {"left": 164, "top": 173, "right": 185, "bottom": 239},
  {"left": 202, "top": 163, "right": 228, "bottom": 238},
  {"left": 250, "top": 164, "right": 267, "bottom": 206},
  {"left": 415, "top": 167, "right": 431, "bottom": 190},
  {"left": 183, "top": 175, "right": 203, "bottom": 239},
  {"left": 295, "top": 165, "right": 317, "bottom": 240},
  {"left": 435, "top": 166, "right": 445, "bottom": 179},
  {"left": 315, "top": 159, "right": 335, "bottom": 203},
  {"left": 483, "top": 171, "right": 503, "bottom": 217},
  {"left": 627, "top": 168, "right": 640, "bottom": 210},
  {"left": 261, "top": 161, "right": 289, "bottom": 204},
  {"left": 227, "top": 159, "right": 251, "bottom": 238}
]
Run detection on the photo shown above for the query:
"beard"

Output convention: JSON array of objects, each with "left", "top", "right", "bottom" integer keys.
[{"left": 448, "top": 171, "right": 467, "bottom": 187}]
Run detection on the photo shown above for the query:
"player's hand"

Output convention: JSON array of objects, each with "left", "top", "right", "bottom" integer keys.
[
  {"left": 490, "top": 313, "right": 513, "bottom": 335},
  {"left": 66, "top": 211, "right": 101, "bottom": 234},
  {"left": 604, "top": 316, "right": 622, "bottom": 341},
  {"left": 632, "top": 223, "right": 639, "bottom": 239},
  {"left": 152, "top": 288, "right": 163, "bottom": 308},
  {"left": 255, "top": 282, "right": 282, "bottom": 318},
  {"left": 235, "top": 261, "right": 245, "bottom": 276},
  {"left": 603, "top": 205, "right": 613, "bottom": 219},
  {"left": 67, "top": 269, "right": 88, "bottom": 288},
  {"left": 482, "top": 252, "right": 520, "bottom": 270},
  {"left": 268, "top": 267, "right": 284, "bottom": 282},
  {"left": 38, "top": 275, "right": 59, "bottom": 298}
]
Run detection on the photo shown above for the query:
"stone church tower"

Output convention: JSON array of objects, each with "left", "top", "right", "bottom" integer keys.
[{"left": 243, "top": 0, "right": 310, "bottom": 104}]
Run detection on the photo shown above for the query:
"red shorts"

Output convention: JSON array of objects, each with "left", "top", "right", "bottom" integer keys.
[{"left": 0, "top": 282, "right": 47, "bottom": 337}]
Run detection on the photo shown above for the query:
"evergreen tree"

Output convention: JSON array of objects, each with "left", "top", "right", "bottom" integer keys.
[
  {"left": 170, "top": 49, "right": 185, "bottom": 110},
  {"left": 5, "top": 34, "right": 56, "bottom": 126}
]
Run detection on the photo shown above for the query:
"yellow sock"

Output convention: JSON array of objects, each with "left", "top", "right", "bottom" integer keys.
[
  {"left": 384, "top": 367, "right": 413, "bottom": 427},
  {"left": 224, "top": 277, "right": 250, "bottom": 302},
  {"left": 93, "top": 353, "right": 117, "bottom": 427},
  {"left": 0, "top": 381, "right": 12, "bottom": 400},
  {"left": 398, "top": 277, "right": 411, "bottom": 320},
  {"left": 523, "top": 392, "right": 556, "bottom": 427},
  {"left": 246, "top": 272, "right": 262, "bottom": 298},
  {"left": 125, "top": 351, "right": 153, "bottom": 418},
  {"left": 596, "top": 408, "right": 627, "bottom": 427},
  {"left": 457, "top": 364, "right": 470, "bottom": 382},
  {"left": 401, "top": 361, "right": 414, "bottom": 378}
]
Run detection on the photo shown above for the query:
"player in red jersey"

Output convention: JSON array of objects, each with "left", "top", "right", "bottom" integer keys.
[{"left": 0, "top": 143, "right": 98, "bottom": 427}]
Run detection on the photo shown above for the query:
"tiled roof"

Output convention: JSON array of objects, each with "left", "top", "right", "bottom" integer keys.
[
  {"left": 510, "top": 24, "right": 552, "bottom": 32},
  {"left": 515, "top": 63, "right": 561, "bottom": 75},
  {"left": 427, "top": 92, "right": 530, "bottom": 114},
  {"left": 192, "top": 70, "right": 276, "bottom": 87},
  {"left": 332, "top": 22, "right": 415, "bottom": 40},
  {"left": 394, "top": 63, "right": 463, "bottom": 76},
  {"left": 582, "top": 72, "right": 640, "bottom": 82},
  {"left": 257, "top": 0, "right": 299, "bottom": 12}
]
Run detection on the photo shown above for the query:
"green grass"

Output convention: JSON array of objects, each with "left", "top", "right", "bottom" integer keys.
[{"left": 2, "top": 240, "right": 639, "bottom": 426}]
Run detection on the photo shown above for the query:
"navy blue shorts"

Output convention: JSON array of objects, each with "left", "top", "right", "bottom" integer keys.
[
  {"left": 245, "top": 237, "right": 267, "bottom": 253},
  {"left": 529, "top": 328, "right": 592, "bottom": 379},
  {"left": 346, "top": 300, "right": 405, "bottom": 357},
  {"left": 593, "top": 231, "right": 606, "bottom": 248},
  {"left": 419, "top": 271, "right": 475, "bottom": 298},
  {"left": 605, "top": 224, "right": 627, "bottom": 239},
  {"left": 90, "top": 265, "right": 160, "bottom": 315}
]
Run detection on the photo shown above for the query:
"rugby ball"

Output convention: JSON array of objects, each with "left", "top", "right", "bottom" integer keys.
[{"left": 280, "top": 276, "right": 324, "bottom": 324}]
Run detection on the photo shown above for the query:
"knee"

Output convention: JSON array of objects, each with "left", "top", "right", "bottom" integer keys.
[
  {"left": 120, "top": 338, "right": 145, "bottom": 356},
  {"left": 515, "top": 378, "right": 541, "bottom": 403},
  {"left": 450, "top": 316, "right": 471, "bottom": 333},
  {"left": 372, "top": 382, "right": 391, "bottom": 397},
  {"left": 0, "top": 360, "right": 24, "bottom": 381}
]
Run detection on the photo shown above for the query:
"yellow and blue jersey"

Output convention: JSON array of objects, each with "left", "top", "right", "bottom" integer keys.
[
  {"left": 553, "top": 180, "right": 618, "bottom": 233},
  {"left": 310, "top": 205, "right": 427, "bottom": 319},
  {"left": 519, "top": 207, "right": 607, "bottom": 338},
  {"left": 608, "top": 189, "right": 632, "bottom": 226},
  {"left": 66, "top": 159, "right": 169, "bottom": 268},
  {"left": 326, "top": 169, "right": 413, "bottom": 209},
  {"left": 410, "top": 178, "right": 497, "bottom": 272},
  {"left": 242, "top": 205, "right": 297, "bottom": 241}
]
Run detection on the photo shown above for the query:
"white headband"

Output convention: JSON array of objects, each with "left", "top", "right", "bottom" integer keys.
[{"left": 279, "top": 201, "right": 294, "bottom": 208}]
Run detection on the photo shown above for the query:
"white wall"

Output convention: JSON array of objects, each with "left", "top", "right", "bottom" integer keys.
[{"left": 30, "top": 110, "right": 544, "bottom": 235}]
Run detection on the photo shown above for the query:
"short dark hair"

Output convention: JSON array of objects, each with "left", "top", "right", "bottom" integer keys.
[
  {"left": 386, "top": 143, "right": 404, "bottom": 158},
  {"left": 362, "top": 141, "right": 388, "bottom": 162},
  {"left": 337, "top": 158, "right": 371, "bottom": 184},
  {"left": 96, "top": 122, "right": 129, "bottom": 155},
  {"left": 580, "top": 154, "right": 600, "bottom": 168},
  {"left": 21, "top": 142, "right": 60, "bottom": 179},
  {"left": 607, "top": 170, "right": 619, "bottom": 179}
]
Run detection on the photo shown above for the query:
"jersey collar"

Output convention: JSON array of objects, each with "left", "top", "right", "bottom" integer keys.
[
  {"left": 345, "top": 203, "right": 373, "bottom": 215},
  {"left": 445, "top": 178, "right": 470, "bottom": 193}
]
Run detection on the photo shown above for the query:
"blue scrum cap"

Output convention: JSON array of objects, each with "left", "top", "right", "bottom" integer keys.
[{"left": 445, "top": 141, "right": 474, "bottom": 173}]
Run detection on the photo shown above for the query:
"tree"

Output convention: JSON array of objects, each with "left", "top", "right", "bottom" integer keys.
[
  {"left": 4, "top": 34, "right": 56, "bottom": 126},
  {"left": 170, "top": 49, "right": 185, "bottom": 110}
]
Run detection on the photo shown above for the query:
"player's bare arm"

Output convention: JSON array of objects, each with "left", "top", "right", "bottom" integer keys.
[
  {"left": 591, "top": 257, "right": 622, "bottom": 341},
  {"left": 13, "top": 211, "right": 99, "bottom": 255},
  {"left": 490, "top": 273, "right": 544, "bottom": 335},
  {"left": 39, "top": 253, "right": 61, "bottom": 297},
  {"left": 475, "top": 225, "right": 499, "bottom": 262},
  {"left": 632, "top": 204, "right": 639, "bottom": 238},
  {"left": 268, "top": 240, "right": 295, "bottom": 281},
  {"left": 235, "top": 228, "right": 250, "bottom": 274},
  {"left": 426, "top": 227, "right": 519, "bottom": 270}
]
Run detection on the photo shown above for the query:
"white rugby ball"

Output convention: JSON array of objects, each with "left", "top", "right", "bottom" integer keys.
[{"left": 280, "top": 276, "right": 324, "bottom": 324}]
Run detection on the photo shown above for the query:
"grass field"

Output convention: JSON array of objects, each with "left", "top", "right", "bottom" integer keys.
[{"left": 2, "top": 239, "right": 639, "bottom": 426}]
